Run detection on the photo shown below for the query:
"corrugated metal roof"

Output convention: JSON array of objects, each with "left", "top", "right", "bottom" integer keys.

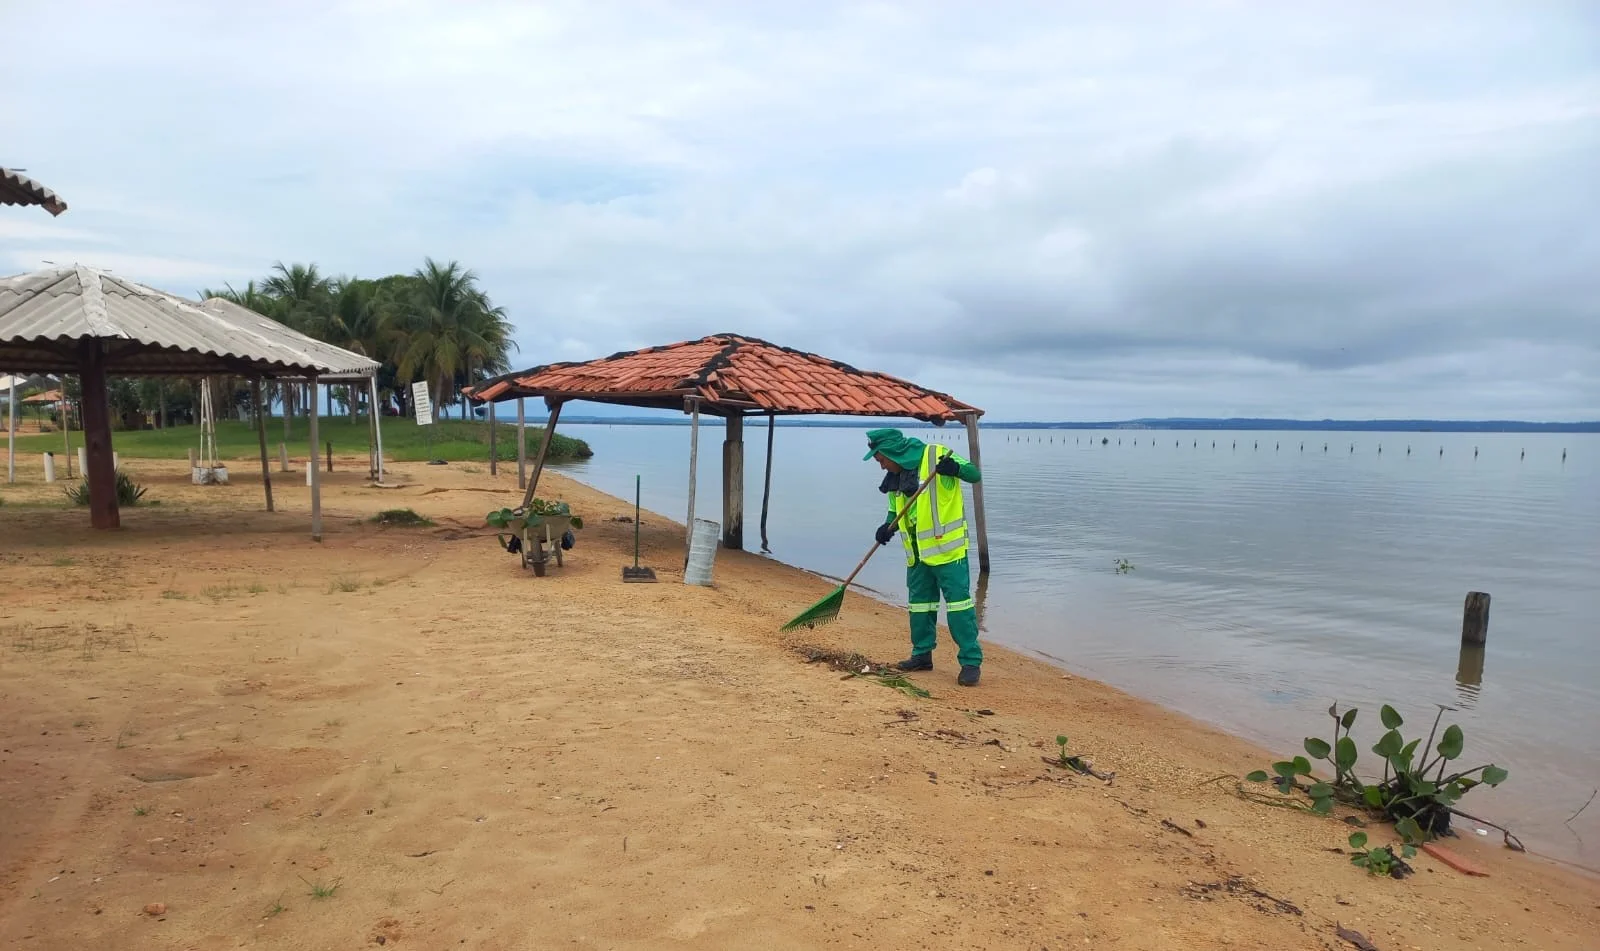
[
  {"left": 1, "top": 168, "right": 67, "bottom": 216},
  {"left": 0, "top": 267, "right": 378, "bottom": 379},
  {"left": 470, "top": 333, "right": 982, "bottom": 422}
]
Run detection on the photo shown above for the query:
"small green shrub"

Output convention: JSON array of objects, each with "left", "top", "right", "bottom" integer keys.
[
  {"left": 1246, "top": 703, "right": 1510, "bottom": 843},
  {"left": 64, "top": 471, "right": 148, "bottom": 506},
  {"left": 372, "top": 508, "right": 432, "bottom": 527},
  {"left": 1347, "top": 831, "right": 1415, "bottom": 878}
]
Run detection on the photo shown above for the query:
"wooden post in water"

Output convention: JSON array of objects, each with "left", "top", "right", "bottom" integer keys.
[
  {"left": 962, "top": 412, "right": 991, "bottom": 575},
  {"left": 1462, "top": 592, "right": 1490, "bottom": 646},
  {"left": 759, "top": 412, "right": 775, "bottom": 553}
]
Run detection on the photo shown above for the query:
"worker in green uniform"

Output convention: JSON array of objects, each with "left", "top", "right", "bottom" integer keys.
[{"left": 864, "top": 428, "right": 984, "bottom": 686}]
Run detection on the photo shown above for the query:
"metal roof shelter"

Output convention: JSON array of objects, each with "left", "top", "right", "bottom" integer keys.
[
  {"left": 467, "top": 333, "right": 992, "bottom": 573},
  {"left": 1, "top": 168, "right": 68, "bottom": 217},
  {"left": 0, "top": 266, "right": 381, "bottom": 537}
]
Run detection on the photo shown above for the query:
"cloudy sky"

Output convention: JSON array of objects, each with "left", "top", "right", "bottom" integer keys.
[{"left": 4, "top": 1, "right": 1597, "bottom": 421}]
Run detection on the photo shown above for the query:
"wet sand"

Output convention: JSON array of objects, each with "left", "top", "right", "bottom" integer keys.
[{"left": 1, "top": 457, "right": 1595, "bottom": 949}]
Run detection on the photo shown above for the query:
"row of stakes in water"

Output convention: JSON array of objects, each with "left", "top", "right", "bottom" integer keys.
[{"left": 921, "top": 431, "right": 1568, "bottom": 461}]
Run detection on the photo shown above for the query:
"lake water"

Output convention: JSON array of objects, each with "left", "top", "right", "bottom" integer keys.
[{"left": 550, "top": 423, "right": 1600, "bottom": 867}]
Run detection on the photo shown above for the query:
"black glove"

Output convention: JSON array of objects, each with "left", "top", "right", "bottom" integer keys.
[
  {"left": 936, "top": 455, "right": 961, "bottom": 477},
  {"left": 875, "top": 521, "right": 896, "bottom": 546},
  {"left": 878, "top": 471, "right": 899, "bottom": 494}
]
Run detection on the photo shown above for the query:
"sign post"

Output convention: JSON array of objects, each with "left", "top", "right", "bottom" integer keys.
[{"left": 411, "top": 381, "right": 442, "bottom": 464}]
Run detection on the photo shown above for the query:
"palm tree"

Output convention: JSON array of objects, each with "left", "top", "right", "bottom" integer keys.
[{"left": 392, "top": 259, "right": 517, "bottom": 419}]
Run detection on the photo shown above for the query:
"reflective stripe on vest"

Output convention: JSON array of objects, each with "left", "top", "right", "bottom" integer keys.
[{"left": 895, "top": 444, "right": 968, "bottom": 566}]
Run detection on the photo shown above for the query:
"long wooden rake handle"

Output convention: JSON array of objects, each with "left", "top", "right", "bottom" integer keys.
[{"left": 836, "top": 470, "right": 939, "bottom": 590}]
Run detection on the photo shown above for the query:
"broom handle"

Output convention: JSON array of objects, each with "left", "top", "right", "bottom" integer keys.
[{"left": 839, "top": 470, "right": 939, "bottom": 588}]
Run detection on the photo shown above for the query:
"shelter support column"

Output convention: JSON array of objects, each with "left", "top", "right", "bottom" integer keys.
[
  {"left": 685, "top": 397, "right": 701, "bottom": 564},
  {"left": 488, "top": 398, "right": 498, "bottom": 476},
  {"left": 759, "top": 413, "right": 774, "bottom": 553},
  {"left": 7, "top": 374, "right": 15, "bottom": 484},
  {"left": 962, "top": 412, "right": 990, "bottom": 574},
  {"left": 252, "top": 378, "right": 274, "bottom": 512},
  {"left": 77, "top": 340, "right": 119, "bottom": 530},
  {"left": 516, "top": 397, "right": 527, "bottom": 490},
  {"left": 722, "top": 412, "right": 744, "bottom": 550},
  {"left": 370, "top": 376, "right": 385, "bottom": 484},
  {"left": 519, "top": 400, "right": 563, "bottom": 510},
  {"left": 309, "top": 376, "right": 322, "bottom": 541}
]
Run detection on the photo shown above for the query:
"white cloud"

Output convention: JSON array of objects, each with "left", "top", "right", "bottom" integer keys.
[{"left": 3, "top": 0, "right": 1597, "bottom": 419}]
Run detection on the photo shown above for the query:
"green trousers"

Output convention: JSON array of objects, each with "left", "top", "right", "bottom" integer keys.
[{"left": 907, "top": 555, "right": 982, "bottom": 667}]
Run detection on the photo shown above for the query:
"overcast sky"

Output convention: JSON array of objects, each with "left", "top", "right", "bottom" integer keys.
[{"left": 4, "top": 1, "right": 1597, "bottom": 421}]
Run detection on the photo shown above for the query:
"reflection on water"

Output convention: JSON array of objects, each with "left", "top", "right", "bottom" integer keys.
[
  {"left": 1456, "top": 645, "right": 1486, "bottom": 708},
  {"left": 557, "top": 424, "right": 1600, "bottom": 866}
]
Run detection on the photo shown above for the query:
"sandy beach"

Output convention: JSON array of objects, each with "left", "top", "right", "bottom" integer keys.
[{"left": 1, "top": 456, "right": 1596, "bottom": 950}]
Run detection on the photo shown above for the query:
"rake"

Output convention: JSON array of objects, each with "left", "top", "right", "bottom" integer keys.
[
  {"left": 780, "top": 470, "right": 937, "bottom": 631},
  {"left": 622, "top": 474, "right": 657, "bottom": 583}
]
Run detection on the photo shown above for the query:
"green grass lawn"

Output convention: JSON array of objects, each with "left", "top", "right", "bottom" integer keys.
[{"left": 7, "top": 416, "right": 592, "bottom": 464}]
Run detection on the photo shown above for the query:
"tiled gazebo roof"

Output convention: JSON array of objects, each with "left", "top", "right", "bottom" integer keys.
[{"left": 468, "top": 334, "right": 982, "bottom": 422}]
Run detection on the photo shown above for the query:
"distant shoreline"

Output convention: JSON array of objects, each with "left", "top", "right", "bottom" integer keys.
[{"left": 533, "top": 415, "right": 1600, "bottom": 433}]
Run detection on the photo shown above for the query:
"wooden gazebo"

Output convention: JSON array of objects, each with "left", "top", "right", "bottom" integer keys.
[
  {"left": 0, "top": 266, "right": 379, "bottom": 538},
  {"left": 467, "top": 333, "right": 992, "bottom": 573}
]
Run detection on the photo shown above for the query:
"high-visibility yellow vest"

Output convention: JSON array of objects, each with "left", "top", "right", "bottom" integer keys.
[{"left": 890, "top": 444, "right": 968, "bottom": 567}]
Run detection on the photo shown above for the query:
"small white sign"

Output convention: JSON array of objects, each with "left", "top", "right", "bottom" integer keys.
[{"left": 411, "top": 381, "right": 433, "bottom": 426}]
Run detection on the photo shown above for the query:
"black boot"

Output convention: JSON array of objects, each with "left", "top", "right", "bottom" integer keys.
[
  {"left": 896, "top": 653, "right": 933, "bottom": 672},
  {"left": 957, "top": 665, "right": 981, "bottom": 687}
]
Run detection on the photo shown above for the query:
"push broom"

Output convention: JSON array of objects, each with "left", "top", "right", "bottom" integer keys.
[{"left": 780, "top": 470, "right": 938, "bottom": 631}]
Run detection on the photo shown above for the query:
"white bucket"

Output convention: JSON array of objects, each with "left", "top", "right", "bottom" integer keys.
[{"left": 684, "top": 517, "right": 720, "bottom": 586}]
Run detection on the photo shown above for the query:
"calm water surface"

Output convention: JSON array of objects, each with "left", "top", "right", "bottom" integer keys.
[{"left": 551, "top": 423, "right": 1600, "bottom": 867}]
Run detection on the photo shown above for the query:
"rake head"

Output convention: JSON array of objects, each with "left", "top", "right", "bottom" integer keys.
[{"left": 780, "top": 585, "right": 846, "bottom": 632}]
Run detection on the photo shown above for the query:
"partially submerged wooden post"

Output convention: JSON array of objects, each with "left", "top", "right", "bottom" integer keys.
[
  {"left": 961, "top": 411, "right": 991, "bottom": 574},
  {"left": 308, "top": 375, "right": 322, "bottom": 542},
  {"left": 685, "top": 397, "right": 701, "bottom": 563},
  {"left": 518, "top": 400, "right": 563, "bottom": 509},
  {"left": 722, "top": 412, "right": 744, "bottom": 550},
  {"left": 759, "top": 413, "right": 775, "bottom": 553},
  {"left": 1463, "top": 592, "right": 1490, "bottom": 646},
  {"left": 516, "top": 397, "right": 527, "bottom": 490},
  {"left": 252, "top": 379, "right": 275, "bottom": 512},
  {"left": 77, "top": 340, "right": 119, "bottom": 529}
]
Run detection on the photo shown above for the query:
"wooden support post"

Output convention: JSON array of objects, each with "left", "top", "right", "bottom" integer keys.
[
  {"left": 252, "top": 379, "right": 274, "bottom": 513},
  {"left": 518, "top": 401, "right": 563, "bottom": 509},
  {"left": 369, "top": 375, "right": 385, "bottom": 484},
  {"left": 488, "top": 400, "right": 498, "bottom": 476},
  {"left": 1462, "top": 592, "right": 1490, "bottom": 646},
  {"left": 308, "top": 375, "right": 322, "bottom": 542},
  {"left": 77, "top": 341, "right": 120, "bottom": 529},
  {"left": 279, "top": 442, "right": 289, "bottom": 472},
  {"left": 685, "top": 398, "right": 701, "bottom": 563},
  {"left": 516, "top": 397, "right": 527, "bottom": 490},
  {"left": 962, "top": 412, "right": 991, "bottom": 574},
  {"left": 6, "top": 371, "right": 16, "bottom": 483},
  {"left": 326, "top": 442, "right": 333, "bottom": 472},
  {"left": 722, "top": 412, "right": 744, "bottom": 550},
  {"left": 759, "top": 413, "right": 775, "bottom": 553}
]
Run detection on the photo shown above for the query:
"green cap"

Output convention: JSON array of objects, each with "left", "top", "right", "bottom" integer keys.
[{"left": 863, "top": 428, "right": 927, "bottom": 470}]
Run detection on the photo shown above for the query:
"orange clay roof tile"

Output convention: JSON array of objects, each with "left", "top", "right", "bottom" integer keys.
[{"left": 468, "top": 333, "right": 979, "bottom": 421}]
